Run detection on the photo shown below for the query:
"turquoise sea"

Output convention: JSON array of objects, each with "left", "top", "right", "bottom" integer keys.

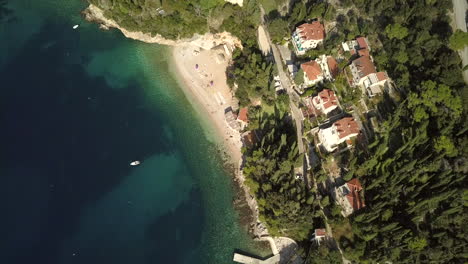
[{"left": 0, "top": 0, "right": 265, "bottom": 263}]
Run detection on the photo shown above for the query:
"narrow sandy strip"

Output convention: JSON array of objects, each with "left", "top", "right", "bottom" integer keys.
[{"left": 169, "top": 44, "right": 242, "bottom": 164}]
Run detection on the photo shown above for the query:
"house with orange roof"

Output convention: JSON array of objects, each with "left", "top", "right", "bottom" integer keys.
[
  {"left": 292, "top": 21, "right": 325, "bottom": 55},
  {"left": 349, "top": 55, "right": 390, "bottom": 97},
  {"left": 312, "top": 229, "right": 328, "bottom": 245},
  {"left": 301, "top": 60, "right": 324, "bottom": 87},
  {"left": 343, "top": 36, "right": 390, "bottom": 97},
  {"left": 312, "top": 89, "right": 340, "bottom": 115},
  {"left": 237, "top": 107, "right": 249, "bottom": 130},
  {"left": 349, "top": 55, "right": 377, "bottom": 85},
  {"left": 241, "top": 131, "right": 256, "bottom": 149},
  {"left": 342, "top": 36, "right": 370, "bottom": 54},
  {"left": 316, "top": 54, "right": 339, "bottom": 81},
  {"left": 334, "top": 178, "right": 366, "bottom": 217},
  {"left": 318, "top": 117, "right": 360, "bottom": 152}
]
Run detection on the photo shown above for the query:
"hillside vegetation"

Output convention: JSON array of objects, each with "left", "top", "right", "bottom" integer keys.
[{"left": 324, "top": 0, "right": 468, "bottom": 263}]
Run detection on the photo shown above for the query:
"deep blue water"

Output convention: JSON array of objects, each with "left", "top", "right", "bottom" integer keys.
[{"left": 0, "top": 1, "right": 264, "bottom": 263}]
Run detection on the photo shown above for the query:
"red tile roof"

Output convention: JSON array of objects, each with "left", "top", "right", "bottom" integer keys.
[
  {"left": 317, "top": 89, "right": 338, "bottom": 110},
  {"left": 327, "top": 56, "right": 339, "bottom": 78},
  {"left": 357, "top": 48, "right": 370, "bottom": 57},
  {"left": 356, "top": 37, "right": 369, "bottom": 49},
  {"left": 238, "top": 107, "right": 248, "bottom": 123},
  {"left": 334, "top": 117, "right": 359, "bottom": 139},
  {"left": 315, "top": 229, "right": 327, "bottom": 237},
  {"left": 301, "top": 61, "right": 322, "bottom": 81},
  {"left": 345, "top": 178, "right": 365, "bottom": 211},
  {"left": 352, "top": 56, "right": 376, "bottom": 78},
  {"left": 376, "top": 72, "right": 388, "bottom": 81},
  {"left": 242, "top": 131, "right": 255, "bottom": 147},
  {"left": 297, "top": 21, "right": 325, "bottom": 41},
  {"left": 347, "top": 178, "right": 363, "bottom": 190}
]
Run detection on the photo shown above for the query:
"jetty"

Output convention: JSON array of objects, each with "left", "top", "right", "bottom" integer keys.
[{"left": 233, "top": 253, "right": 280, "bottom": 264}]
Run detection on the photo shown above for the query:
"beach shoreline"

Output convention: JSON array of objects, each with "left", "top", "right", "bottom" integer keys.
[{"left": 167, "top": 44, "right": 263, "bottom": 234}]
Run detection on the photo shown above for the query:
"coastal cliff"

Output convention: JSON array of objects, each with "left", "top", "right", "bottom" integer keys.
[{"left": 83, "top": 4, "right": 242, "bottom": 50}]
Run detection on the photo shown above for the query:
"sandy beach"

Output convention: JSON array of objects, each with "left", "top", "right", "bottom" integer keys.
[{"left": 170, "top": 44, "right": 243, "bottom": 164}]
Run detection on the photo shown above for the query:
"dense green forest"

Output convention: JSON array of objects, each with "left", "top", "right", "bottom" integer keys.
[
  {"left": 325, "top": 0, "right": 468, "bottom": 263},
  {"left": 242, "top": 104, "right": 320, "bottom": 240},
  {"left": 87, "top": 0, "right": 263, "bottom": 40}
]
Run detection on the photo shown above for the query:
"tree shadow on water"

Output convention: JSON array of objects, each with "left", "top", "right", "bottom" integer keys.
[
  {"left": 144, "top": 189, "right": 205, "bottom": 264},
  {"left": 0, "top": 19, "right": 172, "bottom": 264}
]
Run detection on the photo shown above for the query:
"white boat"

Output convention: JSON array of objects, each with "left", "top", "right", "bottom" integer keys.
[
  {"left": 130, "top": 161, "right": 140, "bottom": 166},
  {"left": 73, "top": 24, "right": 79, "bottom": 29}
]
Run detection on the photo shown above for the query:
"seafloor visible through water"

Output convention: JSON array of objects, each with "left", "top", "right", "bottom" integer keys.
[{"left": 0, "top": 1, "right": 265, "bottom": 263}]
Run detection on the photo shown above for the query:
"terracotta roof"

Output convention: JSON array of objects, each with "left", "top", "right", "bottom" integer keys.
[
  {"left": 352, "top": 56, "right": 376, "bottom": 78},
  {"left": 356, "top": 37, "right": 369, "bottom": 49},
  {"left": 345, "top": 178, "right": 365, "bottom": 211},
  {"left": 376, "top": 72, "right": 388, "bottom": 81},
  {"left": 334, "top": 117, "right": 359, "bottom": 139},
  {"left": 315, "top": 229, "right": 327, "bottom": 237},
  {"left": 302, "top": 106, "right": 315, "bottom": 118},
  {"left": 238, "top": 107, "right": 249, "bottom": 123},
  {"left": 297, "top": 21, "right": 325, "bottom": 41},
  {"left": 316, "top": 89, "right": 338, "bottom": 110},
  {"left": 357, "top": 48, "right": 370, "bottom": 57},
  {"left": 301, "top": 61, "right": 322, "bottom": 81},
  {"left": 327, "top": 56, "right": 339, "bottom": 78},
  {"left": 242, "top": 131, "right": 255, "bottom": 147},
  {"left": 347, "top": 178, "right": 363, "bottom": 190}
]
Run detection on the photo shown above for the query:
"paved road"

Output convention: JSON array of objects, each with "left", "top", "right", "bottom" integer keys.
[
  {"left": 452, "top": 0, "right": 468, "bottom": 83},
  {"left": 268, "top": 36, "right": 304, "bottom": 154},
  {"left": 260, "top": 5, "right": 305, "bottom": 155}
]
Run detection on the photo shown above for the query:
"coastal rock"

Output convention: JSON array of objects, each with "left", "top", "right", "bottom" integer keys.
[{"left": 83, "top": 4, "right": 242, "bottom": 50}]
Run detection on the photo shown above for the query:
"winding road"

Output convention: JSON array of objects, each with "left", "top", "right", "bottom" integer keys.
[{"left": 452, "top": 0, "right": 468, "bottom": 83}]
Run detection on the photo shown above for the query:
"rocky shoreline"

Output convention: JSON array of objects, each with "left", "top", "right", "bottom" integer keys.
[{"left": 82, "top": 4, "right": 242, "bottom": 50}]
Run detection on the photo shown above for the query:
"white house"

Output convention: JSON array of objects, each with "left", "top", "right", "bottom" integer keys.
[
  {"left": 312, "top": 89, "right": 339, "bottom": 115},
  {"left": 315, "top": 54, "right": 339, "bottom": 81},
  {"left": 312, "top": 229, "right": 327, "bottom": 245},
  {"left": 292, "top": 21, "right": 325, "bottom": 55},
  {"left": 333, "top": 178, "right": 365, "bottom": 217},
  {"left": 349, "top": 55, "right": 377, "bottom": 86},
  {"left": 301, "top": 60, "right": 324, "bottom": 87},
  {"left": 349, "top": 55, "right": 389, "bottom": 97},
  {"left": 361, "top": 72, "right": 389, "bottom": 97},
  {"left": 342, "top": 36, "right": 370, "bottom": 53},
  {"left": 318, "top": 117, "right": 360, "bottom": 152}
]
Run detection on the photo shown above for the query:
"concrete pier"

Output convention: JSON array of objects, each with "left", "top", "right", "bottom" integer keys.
[{"left": 233, "top": 253, "right": 280, "bottom": 264}]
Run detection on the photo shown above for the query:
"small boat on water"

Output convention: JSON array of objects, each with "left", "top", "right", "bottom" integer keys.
[
  {"left": 130, "top": 161, "right": 140, "bottom": 166},
  {"left": 73, "top": 24, "right": 79, "bottom": 29}
]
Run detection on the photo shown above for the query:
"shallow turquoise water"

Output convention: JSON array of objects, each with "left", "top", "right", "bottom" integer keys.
[{"left": 0, "top": 0, "right": 264, "bottom": 263}]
